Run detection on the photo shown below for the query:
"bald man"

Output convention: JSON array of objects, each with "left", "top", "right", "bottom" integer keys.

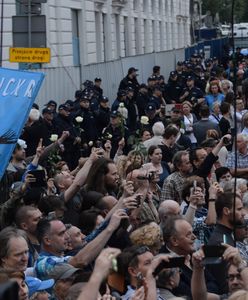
[{"left": 158, "top": 200, "right": 181, "bottom": 223}]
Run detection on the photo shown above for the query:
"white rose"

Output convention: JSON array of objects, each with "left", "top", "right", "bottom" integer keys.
[
  {"left": 75, "top": 116, "right": 83, "bottom": 123},
  {"left": 50, "top": 134, "right": 58, "bottom": 142},
  {"left": 118, "top": 106, "right": 128, "bottom": 119},
  {"left": 108, "top": 134, "right": 113, "bottom": 139},
  {"left": 140, "top": 116, "right": 149, "bottom": 125},
  {"left": 88, "top": 141, "right": 93, "bottom": 147}
]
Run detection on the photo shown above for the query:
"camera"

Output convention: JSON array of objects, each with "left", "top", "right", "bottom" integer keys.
[
  {"left": 148, "top": 171, "right": 156, "bottom": 182},
  {"left": 222, "top": 137, "right": 232, "bottom": 146}
]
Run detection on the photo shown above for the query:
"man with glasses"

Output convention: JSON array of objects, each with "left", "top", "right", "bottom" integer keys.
[{"left": 192, "top": 246, "right": 247, "bottom": 300}]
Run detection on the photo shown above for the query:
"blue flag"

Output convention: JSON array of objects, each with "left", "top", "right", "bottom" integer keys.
[{"left": 0, "top": 67, "right": 44, "bottom": 179}]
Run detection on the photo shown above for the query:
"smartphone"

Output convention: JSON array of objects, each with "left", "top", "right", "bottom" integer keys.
[
  {"left": 95, "top": 140, "right": 102, "bottom": 148},
  {"left": 135, "top": 195, "right": 142, "bottom": 207},
  {"left": 153, "top": 256, "right": 185, "bottom": 277},
  {"left": 28, "top": 169, "right": 46, "bottom": 187},
  {"left": 202, "top": 245, "right": 226, "bottom": 265},
  {"left": 193, "top": 180, "right": 197, "bottom": 193}
]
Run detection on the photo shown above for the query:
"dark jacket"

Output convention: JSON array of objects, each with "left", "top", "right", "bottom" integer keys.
[
  {"left": 94, "top": 106, "right": 111, "bottom": 136},
  {"left": 193, "top": 119, "right": 220, "bottom": 145},
  {"left": 207, "top": 223, "right": 235, "bottom": 294},
  {"left": 119, "top": 75, "right": 140, "bottom": 95},
  {"left": 74, "top": 108, "right": 99, "bottom": 143}
]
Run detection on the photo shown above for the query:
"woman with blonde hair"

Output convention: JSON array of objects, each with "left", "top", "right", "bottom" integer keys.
[
  {"left": 205, "top": 80, "right": 225, "bottom": 111},
  {"left": 181, "top": 101, "right": 197, "bottom": 147}
]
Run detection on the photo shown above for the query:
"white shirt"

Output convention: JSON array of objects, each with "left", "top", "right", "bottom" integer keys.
[{"left": 183, "top": 114, "right": 197, "bottom": 143}]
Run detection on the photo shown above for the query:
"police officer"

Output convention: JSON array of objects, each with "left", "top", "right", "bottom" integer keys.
[
  {"left": 136, "top": 84, "right": 149, "bottom": 117},
  {"left": 147, "top": 76, "right": 157, "bottom": 97},
  {"left": 176, "top": 61, "right": 186, "bottom": 87},
  {"left": 93, "top": 77, "right": 103, "bottom": 100},
  {"left": 149, "top": 85, "right": 165, "bottom": 110},
  {"left": 94, "top": 96, "right": 111, "bottom": 136},
  {"left": 193, "top": 65, "right": 206, "bottom": 93},
  {"left": 102, "top": 110, "right": 130, "bottom": 158},
  {"left": 180, "top": 76, "right": 205, "bottom": 118},
  {"left": 143, "top": 102, "right": 161, "bottom": 131},
  {"left": 125, "top": 87, "right": 139, "bottom": 133},
  {"left": 54, "top": 104, "right": 81, "bottom": 169},
  {"left": 74, "top": 90, "right": 82, "bottom": 111},
  {"left": 119, "top": 67, "right": 140, "bottom": 96},
  {"left": 166, "top": 71, "right": 183, "bottom": 103},
  {"left": 74, "top": 93, "right": 98, "bottom": 146},
  {"left": 180, "top": 76, "right": 205, "bottom": 105},
  {"left": 111, "top": 90, "right": 127, "bottom": 111}
]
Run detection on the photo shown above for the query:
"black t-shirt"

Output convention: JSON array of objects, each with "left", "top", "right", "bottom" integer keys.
[{"left": 59, "top": 192, "right": 82, "bottom": 226}]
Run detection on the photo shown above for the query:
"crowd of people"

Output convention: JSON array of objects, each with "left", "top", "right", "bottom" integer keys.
[{"left": 1, "top": 46, "right": 248, "bottom": 300}]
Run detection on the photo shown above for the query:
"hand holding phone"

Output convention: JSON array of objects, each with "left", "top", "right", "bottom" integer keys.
[
  {"left": 27, "top": 169, "right": 46, "bottom": 188},
  {"left": 202, "top": 245, "right": 226, "bottom": 265},
  {"left": 153, "top": 256, "right": 185, "bottom": 277}
]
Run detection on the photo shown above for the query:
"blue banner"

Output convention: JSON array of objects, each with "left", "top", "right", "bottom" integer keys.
[{"left": 0, "top": 67, "right": 44, "bottom": 179}]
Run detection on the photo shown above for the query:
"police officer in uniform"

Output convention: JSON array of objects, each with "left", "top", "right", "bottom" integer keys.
[
  {"left": 166, "top": 71, "right": 183, "bottom": 103},
  {"left": 119, "top": 67, "right": 140, "bottom": 97},
  {"left": 180, "top": 76, "right": 205, "bottom": 118},
  {"left": 94, "top": 96, "right": 111, "bottom": 136},
  {"left": 74, "top": 93, "right": 98, "bottom": 147}
]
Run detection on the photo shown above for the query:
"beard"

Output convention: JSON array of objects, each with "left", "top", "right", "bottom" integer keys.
[{"left": 229, "top": 215, "right": 244, "bottom": 227}]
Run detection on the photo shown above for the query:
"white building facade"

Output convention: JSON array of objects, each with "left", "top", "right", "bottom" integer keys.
[{"left": 1, "top": 0, "right": 191, "bottom": 103}]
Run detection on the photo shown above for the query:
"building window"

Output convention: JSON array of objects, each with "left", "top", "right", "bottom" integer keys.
[
  {"left": 158, "top": 0, "right": 162, "bottom": 15},
  {"left": 165, "top": 0, "right": 168, "bottom": 15},
  {"left": 103, "top": 13, "right": 108, "bottom": 61},
  {"left": 151, "top": 0, "right": 155, "bottom": 15},
  {"left": 95, "top": 11, "right": 103, "bottom": 62},
  {"left": 134, "top": 0, "right": 139, "bottom": 11},
  {"left": 143, "top": 0, "right": 149, "bottom": 14},
  {"left": 71, "top": 9, "right": 81, "bottom": 66},
  {"left": 171, "top": 0, "right": 174, "bottom": 15},
  {"left": 115, "top": 14, "right": 121, "bottom": 58},
  {"left": 124, "top": 16, "right": 129, "bottom": 56},
  {"left": 152, "top": 20, "right": 155, "bottom": 52},
  {"left": 144, "top": 18, "right": 149, "bottom": 53}
]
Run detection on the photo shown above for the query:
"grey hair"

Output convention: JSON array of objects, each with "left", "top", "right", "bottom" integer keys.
[
  {"left": 152, "top": 122, "right": 165, "bottom": 136},
  {"left": 243, "top": 192, "right": 248, "bottom": 209}
]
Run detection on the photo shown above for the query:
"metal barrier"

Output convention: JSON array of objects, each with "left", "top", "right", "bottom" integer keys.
[
  {"left": 185, "top": 37, "right": 229, "bottom": 60},
  {"left": 34, "top": 48, "right": 185, "bottom": 106}
]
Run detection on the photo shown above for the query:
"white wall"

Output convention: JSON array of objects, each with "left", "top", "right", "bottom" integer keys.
[{"left": 2, "top": 0, "right": 190, "bottom": 68}]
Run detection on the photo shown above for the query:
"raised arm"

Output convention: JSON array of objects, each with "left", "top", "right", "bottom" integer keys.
[
  {"left": 63, "top": 148, "right": 101, "bottom": 203},
  {"left": 69, "top": 209, "right": 128, "bottom": 268},
  {"left": 77, "top": 247, "right": 121, "bottom": 300}
]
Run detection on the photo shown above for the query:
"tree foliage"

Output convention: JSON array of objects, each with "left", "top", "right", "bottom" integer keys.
[{"left": 202, "top": 0, "right": 248, "bottom": 23}]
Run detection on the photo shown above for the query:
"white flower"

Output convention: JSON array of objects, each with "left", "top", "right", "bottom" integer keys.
[
  {"left": 29, "top": 108, "right": 40, "bottom": 121},
  {"left": 140, "top": 116, "right": 149, "bottom": 125},
  {"left": 107, "top": 134, "right": 113, "bottom": 139},
  {"left": 119, "top": 103, "right": 125, "bottom": 108},
  {"left": 75, "top": 116, "right": 83, "bottom": 123},
  {"left": 50, "top": 134, "right": 58, "bottom": 142},
  {"left": 118, "top": 106, "right": 128, "bottom": 119},
  {"left": 88, "top": 141, "right": 93, "bottom": 147}
]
